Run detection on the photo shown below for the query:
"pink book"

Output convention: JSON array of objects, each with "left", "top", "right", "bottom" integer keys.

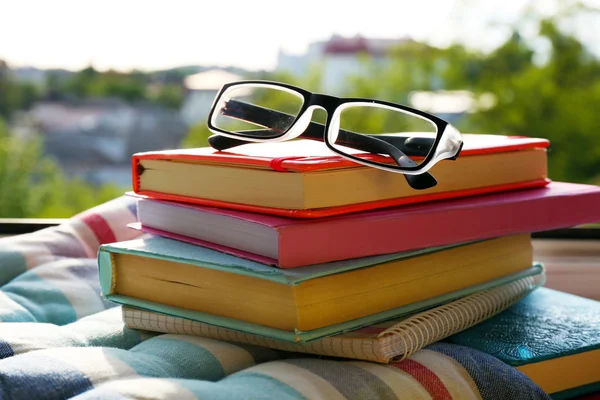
[{"left": 131, "top": 182, "right": 600, "bottom": 268}]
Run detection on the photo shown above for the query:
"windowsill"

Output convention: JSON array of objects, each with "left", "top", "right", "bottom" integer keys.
[
  {"left": 533, "top": 238, "right": 600, "bottom": 301},
  {"left": 1, "top": 219, "right": 598, "bottom": 238},
  {"left": 0, "top": 218, "right": 67, "bottom": 237}
]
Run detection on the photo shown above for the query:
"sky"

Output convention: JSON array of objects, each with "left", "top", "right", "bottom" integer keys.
[{"left": 1, "top": 0, "right": 598, "bottom": 72}]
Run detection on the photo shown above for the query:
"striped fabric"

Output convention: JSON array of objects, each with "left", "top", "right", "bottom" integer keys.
[
  {"left": 0, "top": 196, "right": 551, "bottom": 400},
  {"left": 0, "top": 197, "right": 139, "bottom": 324}
]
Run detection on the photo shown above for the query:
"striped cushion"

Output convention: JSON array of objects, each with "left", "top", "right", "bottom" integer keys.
[
  {"left": 0, "top": 336, "right": 548, "bottom": 400},
  {"left": 0, "top": 197, "right": 139, "bottom": 287},
  {"left": 0, "top": 196, "right": 551, "bottom": 400}
]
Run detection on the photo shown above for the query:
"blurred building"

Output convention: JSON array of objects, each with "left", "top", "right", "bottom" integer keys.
[
  {"left": 276, "top": 35, "right": 411, "bottom": 93},
  {"left": 180, "top": 69, "right": 243, "bottom": 126},
  {"left": 409, "top": 90, "right": 497, "bottom": 124},
  {"left": 11, "top": 67, "right": 47, "bottom": 85},
  {"left": 29, "top": 99, "right": 187, "bottom": 187}
]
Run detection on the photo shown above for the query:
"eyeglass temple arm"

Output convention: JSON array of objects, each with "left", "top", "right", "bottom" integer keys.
[
  {"left": 209, "top": 101, "right": 437, "bottom": 190},
  {"left": 335, "top": 130, "right": 438, "bottom": 190}
]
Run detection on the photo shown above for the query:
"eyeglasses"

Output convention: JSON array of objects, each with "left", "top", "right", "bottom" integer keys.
[{"left": 207, "top": 81, "right": 463, "bottom": 190}]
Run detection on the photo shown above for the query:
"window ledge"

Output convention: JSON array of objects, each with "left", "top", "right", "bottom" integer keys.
[{"left": 0, "top": 218, "right": 67, "bottom": 236}]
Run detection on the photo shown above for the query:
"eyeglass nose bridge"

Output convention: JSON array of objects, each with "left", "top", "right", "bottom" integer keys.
[
  {"left": 305, "top": 93, "right": 342, "bottom": 111},
  {"left": 286, "top": 93, "right": 341, "bottom": 141},
  {"left": 286, "top": 104, "right": 324, "bottom": 140}
]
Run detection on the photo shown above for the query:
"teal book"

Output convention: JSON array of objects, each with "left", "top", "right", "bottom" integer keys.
[
  {"left": 98, "top": 234, "right": 539, "bottom": 343},
  {"left": 446, "top": 288, "right": 600, "bottom": 399}
]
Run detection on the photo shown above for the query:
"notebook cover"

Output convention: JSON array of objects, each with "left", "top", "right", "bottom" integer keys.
[
  {"left": 130, "top": 182, "right": 600, "bottom": 268},
  {"left": 132, "top": 134, "right": 550, "bottom": 218},
  {"left": 98, "top": 241, "right": 543, "bottom": 342},
  {"left": 446, "top": 288, "right": 600, "bottom": 397},
  {"left": 121, "top": 270, "right": 545, "bottom": 363}
]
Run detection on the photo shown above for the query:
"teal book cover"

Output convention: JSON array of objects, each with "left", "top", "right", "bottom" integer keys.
[
  {"left": 98, "top": 235, "right": 542, "bottom": 343},
  {"left": 446, "top": 288, "right": 600, "bottom": 399}
]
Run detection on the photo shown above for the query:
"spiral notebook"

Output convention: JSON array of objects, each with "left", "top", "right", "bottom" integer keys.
[{"left": 122, "top": 271, "right": 544, "bottom": 363}]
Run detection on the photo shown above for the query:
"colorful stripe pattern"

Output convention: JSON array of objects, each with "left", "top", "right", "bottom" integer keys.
[
  {"left": 0, "top": 196, "right": 550, "bottom": 399},
  {"left": 0, "top": 197, "right": 141, "bottom": 323}
]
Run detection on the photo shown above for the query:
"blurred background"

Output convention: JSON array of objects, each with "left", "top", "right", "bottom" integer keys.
[{"left": 1, "top": 0, "right": 599, "bottom": 218}]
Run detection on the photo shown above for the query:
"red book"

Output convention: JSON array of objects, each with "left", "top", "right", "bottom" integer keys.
[
  {"left": 132, "top": 134, "right": 550, "bottom": 218},
  {"left": 131, "top": 182, "right": 600, "bottom": 268}
]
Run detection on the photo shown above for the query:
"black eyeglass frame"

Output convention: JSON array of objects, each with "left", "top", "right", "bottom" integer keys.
[{"left": 207, "top": 80, "right": 463, "bottom": 175}]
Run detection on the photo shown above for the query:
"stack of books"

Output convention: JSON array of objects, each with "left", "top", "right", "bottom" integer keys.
[{"left": 99, "top": 134, "right": 600, "bottom": 397}]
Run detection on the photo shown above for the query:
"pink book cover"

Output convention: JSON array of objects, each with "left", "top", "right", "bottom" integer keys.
[{"left": 131, "top": 182, "right": 600, "bottom": 268}]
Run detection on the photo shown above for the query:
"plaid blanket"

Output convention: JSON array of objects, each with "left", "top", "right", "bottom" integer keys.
[{"left": 0, "top": 197, "right": 551, "bottom": 400}]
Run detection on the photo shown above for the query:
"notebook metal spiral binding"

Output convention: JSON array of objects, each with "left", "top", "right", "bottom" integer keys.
[{"left": 379, "top": 273, "right": 544, "bottom": 361}]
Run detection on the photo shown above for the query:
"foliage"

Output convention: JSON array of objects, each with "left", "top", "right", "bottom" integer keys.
[
  {"left": 182, "top": 123, "right": 212, "bottom": 148},
  {"left": 463, "top": 20, "right": 600, "bottom": 183},
  {"left": 151, "top": 84, "right": 185, "bottom": 109},
  {"left": 0, "top": 63, "right": 41, "bottom": 119},
  {"left": 33, "top": 176, "right": 124, "bottom": 219},
  {"left": 48, "top": 66, "right": 185, "bottom": 109},
  {"left": 0, "top": 120, "right": 52, "bottom": 217},
  {"left": 0, "top": 119, "right": 123, "bottom": 218}
]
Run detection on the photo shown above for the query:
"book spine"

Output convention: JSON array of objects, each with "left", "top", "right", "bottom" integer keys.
[
  {"left": 131, "top": 156, "right": 142, "bottom": 192},
  {"left": 379, "top": 271, "right": 546, "bottom": 361},
  {"left": 97, "top": 247, "right": 117, "bottom": 296}
]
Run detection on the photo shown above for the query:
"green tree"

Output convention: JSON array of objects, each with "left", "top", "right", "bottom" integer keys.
[
  {"left": 0, "top": 120, "right": 57, "bottom": 217},
  {"left": 182, "top": 123, "right": 213, "bottom": 148},
  {"left": 152, "top": 84, "right": 185, "bottom": 109},
  {"left": 54, "top": 66, "right": 185, "bottom": 108},
  {"left": 0, "top": 119, "right": 123, "bottom": 218},
  {"left": 62, "top": 66, "right": 100, "bottom": 98},
  {"left": 466, "top": 19, "right": 600, "bottom": 182},
  {"left": 0, "top": 61, "right": 42, "bottom": 119}
]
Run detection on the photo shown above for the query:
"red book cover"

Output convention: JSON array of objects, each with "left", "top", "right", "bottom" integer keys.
[
  {"left": 132, "top": 134, "right": 550, "bottom": 218},
  {"left": 132, "top": 182, "right": 600, "bottom": 268}
]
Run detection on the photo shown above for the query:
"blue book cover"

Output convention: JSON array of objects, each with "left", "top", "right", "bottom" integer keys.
[{"left": 446, "top": 288, "right": 600, "bottom": 399}]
